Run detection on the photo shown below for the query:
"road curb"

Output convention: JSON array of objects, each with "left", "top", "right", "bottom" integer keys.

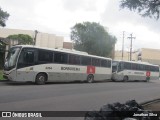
[
  {"left": 140, "top": 98, "right": 160, "bottom": 107},
  {"left": 0, "top": 80, "right": 9, "bottom": 82}
]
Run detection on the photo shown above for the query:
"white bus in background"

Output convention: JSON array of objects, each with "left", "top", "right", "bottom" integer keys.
[
  {"left": 112, "top": 60, "right": 159, "bottom": 82},
  {"left": 3, "top": 45, "right": 112, "bottom": 84}
]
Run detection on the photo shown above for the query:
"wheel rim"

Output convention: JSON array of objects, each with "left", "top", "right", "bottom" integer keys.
[
  {"left": 88, "top": 76, "right": 93, "bottom": 83},
  {"left": 39, "top": 76, "right": 45, "bottom": 83},
  {"left": 124, "top": 76, "right": 128, "bottom": 81}
]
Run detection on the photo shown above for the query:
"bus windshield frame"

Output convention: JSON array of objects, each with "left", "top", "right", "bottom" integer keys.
[
  {"left": 4, "top": 46, "right": 21, "bottom": 71},
  {"left": 112, "top": 61, "right": 118, "bottom": 73}
]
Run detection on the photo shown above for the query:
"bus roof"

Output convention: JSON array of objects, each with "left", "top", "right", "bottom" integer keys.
[
  {"left": 13, "top": 45, "right": 112, "bottom": 60},
  {"left": 113, "top": 60, "right": 159, "bottom": 67}
]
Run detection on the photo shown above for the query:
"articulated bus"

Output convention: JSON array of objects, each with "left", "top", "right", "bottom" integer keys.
[
  {"left": 112, "top": 60, "right": 159, "bottom": 82},
  {"left": 3, "top": 45, "right": 112, "bottom": 84}
]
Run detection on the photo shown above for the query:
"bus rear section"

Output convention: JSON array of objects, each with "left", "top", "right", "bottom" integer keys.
[{"left": 111, "top": 60, "right": 159, "bottom": 82}]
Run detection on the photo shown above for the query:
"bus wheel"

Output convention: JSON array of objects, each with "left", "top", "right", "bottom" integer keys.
[
  {"left": 87, "top": 75, "right": 94, "bottom": 83},
  {"left": 123, "top": 76, "right": 128, "bottom": 82},
  {"left": 111, "top": 79, "right": 115, "bottom": 82},
  {"left": 35, "top": 73, "right": 47, "bottom": 85},
  {"left": 145, "top": 77, "right": 150, "bottom": 82}
]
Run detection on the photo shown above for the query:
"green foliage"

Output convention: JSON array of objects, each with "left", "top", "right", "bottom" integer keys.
[
  {"left": 71, "top": 22, "right": 116, "bottom": 57},
  {"left": 0, "top": 7, "right": 9, "bottom": 27},
  {"left": 120, "top": 0, "right": 160, "bottom": 19},
  {"left": 0, "top": 41, "right": 5, "bottom": 52},
  {"left": 0, "top": 70, "right": 4, "bottom": 80},
  {"left": 7, "top": 34, "right": 33, "bottom": 45},
  {"left": 0, "top": 41, "right": 6, "bottom": 69},
  {"left": 0, "top": 52, "right": 5, "bottom": 69}
]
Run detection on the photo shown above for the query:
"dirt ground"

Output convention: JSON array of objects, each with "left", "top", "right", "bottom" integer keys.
[{"left": 143, "top": 102, "right": 160, "bottom": 111}]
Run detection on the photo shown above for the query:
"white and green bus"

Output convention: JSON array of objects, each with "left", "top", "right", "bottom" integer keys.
[
  {"left": 112, "top": 60, "right": 159, "bottom": 82},
  {"left": 3, "top": 45, "right": 112, "bottom": 84}
]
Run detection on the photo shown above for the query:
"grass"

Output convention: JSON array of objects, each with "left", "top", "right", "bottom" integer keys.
[{"left": 0, "top": 70, "right": 4, "bottom": 80}]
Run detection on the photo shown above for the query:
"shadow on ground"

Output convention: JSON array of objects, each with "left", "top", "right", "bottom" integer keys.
[{"left": 0, "top": 79, "right": 156, "bottom": 86}]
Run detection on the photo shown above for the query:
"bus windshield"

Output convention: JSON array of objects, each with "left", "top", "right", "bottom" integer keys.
[
  {"left": 4, "top": 47, "right": 21, "bottom": 70},
  {"left": 112, "top": 61, "right": 118, "bottom": 73}
]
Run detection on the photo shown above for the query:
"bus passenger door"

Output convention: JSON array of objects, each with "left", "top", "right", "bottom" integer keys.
[
  {"left": 117, "top": 62, "right": 124, "bottom": 80},
  {"left": 16, "top": 48, "right": 36, "bottom": 82}
]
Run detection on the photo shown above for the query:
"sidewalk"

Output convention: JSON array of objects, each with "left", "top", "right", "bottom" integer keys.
[{"left": 143, "top": 101, "right": 160, "bottom": 111}]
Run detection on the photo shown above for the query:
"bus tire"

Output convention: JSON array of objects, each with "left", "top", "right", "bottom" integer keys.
[
  {"left": 144, "top": 80, "right": 148, "bottom": 82},
  {"left": 112, "top": 79, "right": 115, "bottom": 82},
  {"left": 87, "top": 74, "right": 94, "bottom": 83},
  {"left": 35, "top": 73, "right": 47, "bottom": 85},
  {"left": 123, "top": 76, "right": 128, "bottom": 82}
]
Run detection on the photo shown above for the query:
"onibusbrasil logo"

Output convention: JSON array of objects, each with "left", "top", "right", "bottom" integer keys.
[{"left": 2, "top": 112, "right": 42, "bottom": 118}]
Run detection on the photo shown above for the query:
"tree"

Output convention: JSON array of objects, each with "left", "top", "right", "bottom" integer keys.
[
  {"left": 0, "top": 7, "right": 9, "bottom": 69},
  {"left": 0, "top": 40, "right": 6, "bottom": 69},
  {"left": 120, "top": 0, "right": 160, "bottom": 19},
  {"left": 71, "top": 22, "right": 117, "bottom": 57},
  {"left": 0, "top": 40, "right": 5, "bottom": 51},
  {"left": 7, "top": 34, "right": 33, "bottom": 45},
  {"left": 0, "top": 7, "right": 9, "bottom": 27}
]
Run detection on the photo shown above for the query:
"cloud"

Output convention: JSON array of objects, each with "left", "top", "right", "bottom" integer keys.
[
  {"left": 63, "top": 0, "right": 90, "bottom": 11},
  {"left": 33, "top": 0, "right": 108, "bottom": 35},
  {"left": 1, "top": 0, "right": 160, "bottom": 50},
  {"left": 1, "top": 0, "right": 39, "bottom": 30},
  {"left": 101, "top": 0, "right": 160, "bottom": 50},
  {"left": 1, "top": 0, "right": 108, "bottom": 35},
  {"left": 62, "top": 0, "right": 108, "bottom": 12}
]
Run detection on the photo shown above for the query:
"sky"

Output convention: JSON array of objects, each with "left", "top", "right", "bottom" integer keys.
[{"left": 1, "top": 0, "right": 160, "bottom": 51}]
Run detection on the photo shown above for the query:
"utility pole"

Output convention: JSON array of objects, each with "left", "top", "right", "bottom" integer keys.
[
  {"left": 128, "top": 34, "right": 135, "bottom": 61},
  {"left": 122, "top": 31, "right": 125, "bottom": 60},
  {"left": 34, "top": 30, "right": 38, "bottom": 45}
]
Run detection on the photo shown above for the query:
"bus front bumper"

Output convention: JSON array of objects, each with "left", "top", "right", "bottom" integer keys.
[
  {"left": 3, "top": 73, "right": 13, "bottom": 81},
  {"left": 3, "top": 74, "right": 8, "bottom": 80}
]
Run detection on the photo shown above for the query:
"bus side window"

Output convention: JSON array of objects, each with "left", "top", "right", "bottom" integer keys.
[
  {"left": 139, "top": 64, "right": 144, "bottom": 71},
  {"left": 118, "top": 64, "right": 121, "bottom": 72},
  {"left": 81, "top": 56, "right": 91, "bottom": 66},
  {"left": 156, "top": 66, "right": 159, "bottom": 72},
  {"left": 17, "top": 49, "right": 35, "bottom": 69},
  {"left": 107, "top": 60, "right": 111, "bottom": 68},
  {"left": 69, "top": 54, "right": 80, "bottom": 65},
  {"left": 145, "top": 65, "right": 150, "bottom": 71},
  {"left": 25, "top": 51, "right": 34, "bottom": 64},
  {"left": 132, "top": 63, "right": 136, "bottom": 70},
  {"left": 54, "top": 52, "right": 68, "bottom": 64},
  {"left": 118, "top": 62, "right": 123, "bottom": 72},
  {"left": 38, "top": 50, "right": 53, "bottom": 63},
  {"left": 92, "top": 58, "right": 100, "bottom": 67},
  {"left": 124, "top": 62, "right": 131, "bottom": 70},
  {"left": 101, "top": 60, "right": 107, "bottom": 67}
]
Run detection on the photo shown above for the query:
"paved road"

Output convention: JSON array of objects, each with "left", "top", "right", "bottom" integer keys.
[{"left": 0, "top": 80, "right": 160, "bottom": 119}]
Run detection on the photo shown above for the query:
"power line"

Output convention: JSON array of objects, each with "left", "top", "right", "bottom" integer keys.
[{"left": 122, "top": 31, "right": 125, "bottom": 60}]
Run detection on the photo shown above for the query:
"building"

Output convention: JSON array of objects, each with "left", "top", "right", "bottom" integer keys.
[
  {"left": 114, "top": 50, "right": 137, "bottom": 61},
  {"left": 115, "top": 48, "right": 160, "bottom": 66},
  {"left": 138, "top": 48, "right": 160, "bottom": 65},
  {"left": 36, "top": 33, "right": 63, "bottom": 48},
  {"left": 0, "top": 38, "right": 18, "bottom": 57},
  {"left": 63, "top": 42, "right": 73, "bottom": 49},
  {"left": 0, "top": 28, "right": 64, "bottom": 49},
  {"left": 0, "top": 28, "right": 70, "bottom": 69}
]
